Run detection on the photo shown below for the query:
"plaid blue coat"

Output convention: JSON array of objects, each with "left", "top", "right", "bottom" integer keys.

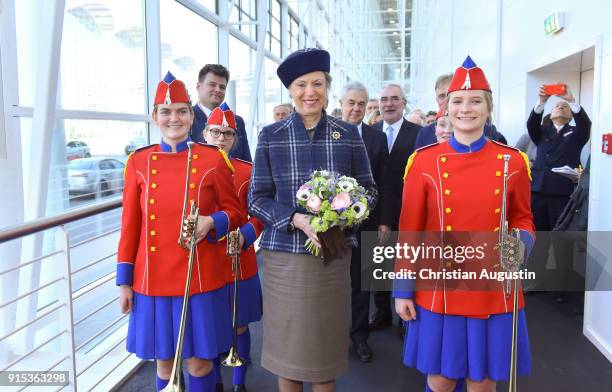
[{"left": 248, "top": 111, "right": 377, "bottom": 254}]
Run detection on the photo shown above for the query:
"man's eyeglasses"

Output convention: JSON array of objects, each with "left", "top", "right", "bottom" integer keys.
[
  {"left": 208, "top": 128, "right": 236, "bottom": 139},
  {"left": 380, "top": 96, "right": 404, "bottom": 103}
]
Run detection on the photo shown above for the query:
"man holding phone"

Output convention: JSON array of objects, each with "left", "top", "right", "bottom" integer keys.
[{"left": 527, "top": 84, "right": 591, "bottom": 302}]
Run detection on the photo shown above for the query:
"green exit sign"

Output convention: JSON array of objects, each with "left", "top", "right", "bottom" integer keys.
[{"left": 544, "top": 12, "right": 564, "bottom": 35}]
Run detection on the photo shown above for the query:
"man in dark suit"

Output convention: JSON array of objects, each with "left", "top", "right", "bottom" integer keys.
[
  {"left": 527, "top": 84, "right": 590, "bottom": 301},
  {"left": 340, "top": 81, "right": 388, "bottom": 363},
  {"left": 371, "top": 83, "right": 422, "bottom": 331},
  {"left": 414, "top": 72, "right": 508, "bottom": 149},
  {"left": 190, "top": 64, "right": 252, "bottom": 161},
  {"left": 414, "top": 73, "right": 452, "bottom": 149}
]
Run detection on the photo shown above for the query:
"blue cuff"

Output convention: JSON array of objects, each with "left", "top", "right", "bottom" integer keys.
[
  {"left": 116, "top": 263, "right": 134, "bottom": 286},
  {"left": 519, "top": 230, "right": 535, "bottom": 264},
  {"left": 392, "top": 277, "right": 415, "bottom": 299},
  {"left": 208, "top": 211, "right": 229, "bottom": 242},
  {"left": 240, "top": 222, "right": 257, "bottom": 249}
]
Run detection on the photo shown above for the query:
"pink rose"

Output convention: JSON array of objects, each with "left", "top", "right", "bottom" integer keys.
[
  {"left": 306, "top": 194, "right": 322, "bottom": 213},
  {"left": 331, "top": 192, "right": 351, "bottom": 210}
]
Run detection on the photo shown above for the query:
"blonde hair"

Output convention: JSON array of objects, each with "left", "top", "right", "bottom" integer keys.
[
  {"left": 448, "top": 90, "right": 493, "bottom": 115},
  {"left": 366, "top": 109, "right": 382, "bottom": 125},
  {"left": 483, "top": 91, "right": 494, "bottom": 115}
]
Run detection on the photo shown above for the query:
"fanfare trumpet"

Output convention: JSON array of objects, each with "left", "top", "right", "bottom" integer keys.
[
  {"left": 162, "top": 142, "right": 198, "bottom": 392},
  {"left": 497, "top": 154, "right": 522, "bottom": 392},
  {"left": 223, "top": 228, "right": 245, "bottom": 367}
]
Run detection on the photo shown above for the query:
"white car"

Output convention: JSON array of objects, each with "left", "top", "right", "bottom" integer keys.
[
  {"left": 68, "top": 158, "right": 125, "bottom": 198},
  {"left": 66, "top": 140, "right": 91, "bottom": 161}
]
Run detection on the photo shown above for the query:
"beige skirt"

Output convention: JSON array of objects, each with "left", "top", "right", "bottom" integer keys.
[{"left": 260, "top": 249, "right": 351, "bottom": 382}]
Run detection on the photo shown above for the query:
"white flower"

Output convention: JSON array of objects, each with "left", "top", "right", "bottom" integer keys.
[
  {"left": 338, "top": 179, "right": 355, "bottom": 192},
  {"left": 352, "top": 201, "right": 367, "bottom": 219},
  {"left": 296, "top": 186, "right": 311, "bottom": 201},
  {"left": 317, "top": 186, "right": 326, "bottom": 199}
]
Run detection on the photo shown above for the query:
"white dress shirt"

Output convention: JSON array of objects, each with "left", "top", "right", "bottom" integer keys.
[{"left": 383, "top": 117, "right": 404, "bottom": 150}]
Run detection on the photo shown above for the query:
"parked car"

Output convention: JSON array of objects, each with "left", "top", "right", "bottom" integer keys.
[
  {"left": 68, "top": 158, "right": 125, "bottom": 198},
  {"left": 124, "top": 137, "right": 148, "bottom": 155},
  {"left": 66, "top": 140, "right": 91, "bottom": 161}
]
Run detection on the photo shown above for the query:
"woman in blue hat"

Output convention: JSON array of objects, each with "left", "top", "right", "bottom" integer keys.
[{"left": 248, "top": 49, "right": 377, "bottom": 392}]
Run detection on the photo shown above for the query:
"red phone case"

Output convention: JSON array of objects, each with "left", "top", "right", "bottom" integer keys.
[{"left": 543, "top": 84, "right": 566, "bottom": 96}]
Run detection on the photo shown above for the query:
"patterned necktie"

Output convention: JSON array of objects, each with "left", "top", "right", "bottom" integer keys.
[{"left": 387, "top": 125, "right": 394, "bottom": 150}]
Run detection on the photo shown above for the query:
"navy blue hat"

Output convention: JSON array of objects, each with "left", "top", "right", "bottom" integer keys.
[{"left": 277, "top": 48, "right": 331, "bottom": 88}]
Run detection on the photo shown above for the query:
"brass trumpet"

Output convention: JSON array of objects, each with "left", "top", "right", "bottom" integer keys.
[
  {"left": 223, "top": 229, "right": 245, "bottom": 367},
  {"left": 497, "top": 154, "right": 522, "bottom": 392},
  {"left": 162, "top": 142, "right": 198, "bottom": 392}
]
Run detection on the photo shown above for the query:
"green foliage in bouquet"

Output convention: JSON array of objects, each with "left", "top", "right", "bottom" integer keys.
[{"left": 295, "top": 170, "right": 371, "bottom": 255}]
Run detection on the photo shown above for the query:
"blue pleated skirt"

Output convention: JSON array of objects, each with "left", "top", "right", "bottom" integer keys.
[
  {"left": 228, "top": 273, "right": 263, "bottom": 326},
  {"left": 126, "top": 286, "right": 232, "bottom": 360},
  {"left": 403, "top": 305, "right": 531, "bottom": 382}
]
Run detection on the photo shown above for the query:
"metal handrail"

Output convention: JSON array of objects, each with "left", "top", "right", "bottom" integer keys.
[
  {"left": 0, "top": 329, "right": 67, "bottom": 372},
  {"left": 0, "top": 197, "right": 122, "bottom": 244},
  {"left": 0, "top": 276, "right": 64, "bottom": 310},
  {"left": 0, "top": 302, "right": 64, "bottom": 342},
  {"left": 73, "top": 273, "right": 116, "bottom": 301},
  {"left": 74, "top": 296, "right": 118, "bottom": 326},
  {"left": 88, "top": 352, "right": 134, "bottom": 392},
  {"left": 0, "top": 249, "right": 63, "bottom": 276},
  {"left": 72, "top": 228, "right": 121, "bottom": 248},
  {"left": 76, "top": 314, "right": 126, "bottom": 352},
  {"left": 77, "top": 335, "right": 127, "bottom": 377},
  {"left": 71, "top": 252, "right": 117, "bottom": 275}
]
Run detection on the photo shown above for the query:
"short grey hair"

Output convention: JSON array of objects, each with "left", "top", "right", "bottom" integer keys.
[
  {"left": 340, "top": 81, "right": 369, "bottom": 102},
  {"left": 434, "top": 73, "right": 453, "bottom": 90},
  {"left": 380, "top": 83, "right": 406, "bottom": 99}
]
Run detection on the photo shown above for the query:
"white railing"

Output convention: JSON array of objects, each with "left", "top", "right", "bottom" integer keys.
[{"left": 0, "top": 198, "right": 142, "bottom": 391}]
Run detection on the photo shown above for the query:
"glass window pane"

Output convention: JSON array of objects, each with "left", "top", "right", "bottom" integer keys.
[
  {"left": 265, "top": 58, "right": 282, "bottom": 124},
  {"left": 161, "top": 0, "right": 218, "bottom": 102},
  {"left": 228, "top": 35, "right": 255, "bottom": 132},
  {"left": 272, "top": 17, "right": 281, "bottom": 39},
  {"left": 242, "top": 0, "right": 256, "bottom": 19},
  {"left": 15, "top": 0, "right": 39, "bottom": 107},
  {"left": 60, "top": 0, "right": 146, "bottom": 113},
  {"left": 62, "top": 119, "right": 146, "bottom": 211},
  {"left": 272, "top": 38, "right": 281, "bottom": 58},
  {"left": 272, "top": 0, "right": 281, "bottom": 19},
  {"left": 194, "top": 0, "right": 216, "bottom": 13}
]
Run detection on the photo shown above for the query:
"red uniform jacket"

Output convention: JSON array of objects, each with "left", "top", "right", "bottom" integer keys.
[
  {"left": 213, "top": 158, "right": 263, "bottom": 284},
  {"left": 116, "top": 143, "right": 243, "bottom": 296},
  {"left": 395, "top": 138, "right": 535, "bottom": 317},
  {"left": 233, "top": 158, "right": 263, "bottom": 281}
]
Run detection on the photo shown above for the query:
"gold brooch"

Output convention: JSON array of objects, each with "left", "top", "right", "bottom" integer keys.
[{"left": 331, "top": 130, "right": 341, "bottom": 140}]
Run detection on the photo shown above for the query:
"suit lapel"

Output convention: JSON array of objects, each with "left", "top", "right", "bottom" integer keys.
[
  {"left": 195, "top": 104, "right": 208, "bottom": 124},
  {"left": 390, "top": 120, "right": 407, "bottom": 156},
  {"left": 361, "top": 123, "right": 373, "bottom": 147}
]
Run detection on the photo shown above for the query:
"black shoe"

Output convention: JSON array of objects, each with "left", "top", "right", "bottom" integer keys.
[
  {"left": 232, "top": 385, "right": 247, "bottom": 392},
  {"left": 368, "top": 312, "right": 392, "bottom": 331},
  {"left": 216, "top": 383, "right": 224, "bottom": 392},
  {"left": 353, "top": 340, "right": 373, "bottom": 363}
]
